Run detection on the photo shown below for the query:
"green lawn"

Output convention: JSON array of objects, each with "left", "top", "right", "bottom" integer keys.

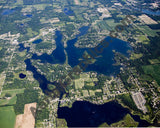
[{"left": 0, "top": 106, "right": 16, "bottom": 128}]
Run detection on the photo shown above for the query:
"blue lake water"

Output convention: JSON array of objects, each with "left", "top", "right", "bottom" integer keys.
[
  {"left": 58, "top": 100, "right": 151, "bottom": 127},
  {"left": 142, "top": 9, "right": 160, "bottom": 16},
  {"left": 26, "top": 14, "right": 32, "bottom": 17},
  {"left": 18, "top": 43, "right": 30, "bottom": 52},
  {"left": 24, "top": 59, "right": 51, "bottom": 91},
  {"left": 64, "top": 8, "right": 74, "bottom": 15},
  {"left": 32, "top": 39, "right": 43, "bottom": 44},
  {"left": 1, "top": 9, "right": 15, "bottom": 15},
  {"left": 19, "top": 73, "right": 26, "bottom": 79},
  {"left": 31, "top": 26, "right": 131, "bottom": 75},
  {"left": 32, "top": 31, "right": 66, "bottom": 64},
  {"left": 66, "top": 35, "right": 131, "bottom": 76}
]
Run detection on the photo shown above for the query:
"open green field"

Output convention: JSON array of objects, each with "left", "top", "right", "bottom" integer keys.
[
  {"left": 138, "top": 25, "right": 158, "bottom": 37},
  {"left": 105, "top": 19, "right": 119, "bottom": 28},
  {"left": 137, "top": 35, "right": 149, "bottom": 44},
  {"left": 0, "top": 106, "right": 16, "bottom": 128},
  {"left": 74, "top": 79, "right": 84, "bottom": 89},
  {"left": 89, "top": 90, "right": 95, "bottom": 96},
  {"left": 149, "top": 59, "right": 160, "bottom": 64},
  {"left": 142, "top": 64, "right": 160, "bottom": 86},
  {"left": 82, "top": 90, "right": 89, "bottom": 97},
  {"left": 130, "top": 53, "right": 143, "bottom": 60},
  {"left": 0, "top": 89, "right": 25, "bottom": 106}
]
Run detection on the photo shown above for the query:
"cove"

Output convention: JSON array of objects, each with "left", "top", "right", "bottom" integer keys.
[
  {"left": 57, "top": 100, "right": 151, "bottom": 127},
  {"left": 24, "top": 59, "right": 51, "bottom": 91},
  {"left": 32, "top": 31, "right": 66, "bottom": 64},
  {"left": 24, "top": 59, "right": 66, "bottom": 97},
  {"left": 18, "top": 43, "right": 30, "bottom": 52}
]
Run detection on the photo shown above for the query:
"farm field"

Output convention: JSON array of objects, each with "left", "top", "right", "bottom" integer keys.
[{"left": 0, "top": 106, "right": 16, "bottom": 128}]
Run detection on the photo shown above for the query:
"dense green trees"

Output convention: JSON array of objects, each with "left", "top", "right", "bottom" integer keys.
[
  {"left": 117, "top": 94, "right": 140, "bottom": 112},
  {"left": 35, "top": 108, "right": 49, "bottom": 121},
  {"left": 0, "top": 61, "right": 7, "bottom": 73},
  {"left": 14, "top": 88, "right": 39, "bottom": 115}
]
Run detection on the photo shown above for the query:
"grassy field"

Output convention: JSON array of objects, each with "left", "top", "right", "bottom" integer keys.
[
  {"left": 142, "top": 64, "right": 160, "bottom": 86},
  {"left": 27, "top": 28, "right": 38, "bottom": 38},
  {"left": 137, "top": 35, "right": 149, "bottom": 44},
  {"left": 138, "top": 25, "right": 158, "bottom": 37},
  {"left": 82, "top": 90, "right": 89, "bottom": 97},
  {"left": 89, "top": 90, "right": 95, "bottom": 96},
  {"left": 149, "top": 59, "right": 160, "bottom": 64},
  {"left": 0, "top": 89, "right": 25, "bottom": 106},
  {"left": 130, "top": 53, "right": 143, "bottom": 60},
  {"left": 0, "top": 106, "right": 16, "bottom": 128},
  {"left": 105, "top": 19, "right": 119, "bottom": 28},
  {"left": 74, "top": 79, "right": 84, "bottom": 89},
  {"left": 18, "top": 50, "right": 26, "bottom": 57},
  {"left": 0, "top": 47, "right": 2, "bottom": 50}
]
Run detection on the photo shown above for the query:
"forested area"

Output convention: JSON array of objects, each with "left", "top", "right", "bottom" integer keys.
[
  {"left": 14, "top": 88, "right": 39, "bottom": 115},
  {"left": 116, "top": 94, "right": 141, "bottom": 112}
]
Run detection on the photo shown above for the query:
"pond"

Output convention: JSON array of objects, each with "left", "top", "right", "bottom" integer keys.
[
  {"left": 32, "top": 39, "right": 43, "bottom": 44},
  {"left": 19, "top": 73, "right": 26, "bottom": 79},
  {"left": 64, "top": 8, "right": 74, "bottom": 15}
]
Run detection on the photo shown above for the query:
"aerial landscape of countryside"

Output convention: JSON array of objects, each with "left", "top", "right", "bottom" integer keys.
[{"left": 0, "top": 0, "right": 160, "bottom": 127}]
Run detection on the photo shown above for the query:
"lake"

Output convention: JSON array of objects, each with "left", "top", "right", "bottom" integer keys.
[
  {"left": 142, "top": 9, "right": 160, "bottom": 16},
  {"left": 57, "top": 100, "right": 151, "bottom": 127},
  {"left": 66, "top": 35, "right": 131, "bottom": 76},
  {"left": 32, "top": 26, "right": 131, "bottom": 75},
  {"left": 1, "top": 9, "right": 15, "bottom": 15},
  {"left": 24, "top": 26, "right": 132, "bottom": 94}
]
